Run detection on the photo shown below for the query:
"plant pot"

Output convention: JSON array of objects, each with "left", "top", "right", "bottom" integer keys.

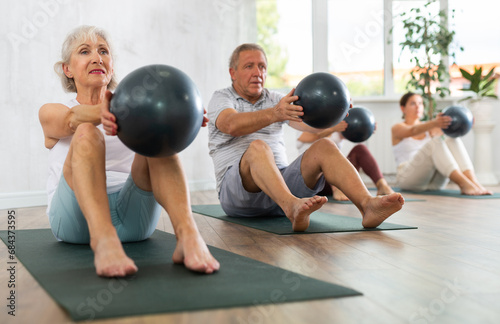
[
  {"left": 469, "top": 98, "right": 495, "bottom": 125},
  {"left": 468, "top": 98, "right": 498, "bottom": 185}
]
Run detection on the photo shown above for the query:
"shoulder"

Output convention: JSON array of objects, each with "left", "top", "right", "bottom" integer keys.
[
  {"left": 207, "top": 88, "right": 239, "bottom": 122},
  {"left": 209, "top": 88, "right": 235, "bottom": 109},
  {"left": 391, "top": 122, "right": 407, "bottom": 132},
  {"left": 39, "top": 98, "right": 77, "bottom": 113},
  {"left": 40, "top": 102, "right": 69, "bottom": 110},
  {"left": 39, "top": 103, "right": 70, "bottom": 119},
  {"left": 39, "top": 98, "right": 79, "bottom": 125},
  {"left": 209, "top": 88, "right": 237, "bottom": 107},
  {"left": 211, "top": 87, "right": 236, "bottom": 100}
]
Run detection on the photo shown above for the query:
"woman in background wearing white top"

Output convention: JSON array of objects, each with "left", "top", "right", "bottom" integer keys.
[
  {"left": 297, "top": 121, "right": 394, "bottom": 201},
  {"left": 391, "top": 92, "right": 491, "bottom": 195},
  {"left": 39, "top": 25, "right": 219, "bottom": 277}
]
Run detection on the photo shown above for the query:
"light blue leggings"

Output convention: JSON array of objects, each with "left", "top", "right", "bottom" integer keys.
[{"left": 48, "top": 174, "right": 161, "bottom": 244}]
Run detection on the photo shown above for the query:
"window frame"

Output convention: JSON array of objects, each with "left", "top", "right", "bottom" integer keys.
[{"left": 311, "top": 0, "right": 449, "bottom": 99}]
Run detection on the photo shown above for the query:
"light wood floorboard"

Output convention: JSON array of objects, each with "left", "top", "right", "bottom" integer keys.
[{"left": 1, "top": 184, "right": 499, "bottom": 324}]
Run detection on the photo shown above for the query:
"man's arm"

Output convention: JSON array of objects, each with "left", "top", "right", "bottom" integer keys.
[
  {"left": 215, "top": 89, "right": 304, "bottom": 137},
  {"left": 296, "top": 121, "right": 348, "bottom": 143},
  {"left": 290, "top": 101, "right": 354, "bottom": 134}
]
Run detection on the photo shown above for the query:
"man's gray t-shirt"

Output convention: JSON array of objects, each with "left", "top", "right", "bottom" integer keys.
[{"left": 207, "top": 86, "right": 288, "bottom": 193}]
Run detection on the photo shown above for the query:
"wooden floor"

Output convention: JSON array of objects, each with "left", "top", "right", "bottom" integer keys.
[{"left": 1, "top": 184, "right": 500, "bottom": 324}]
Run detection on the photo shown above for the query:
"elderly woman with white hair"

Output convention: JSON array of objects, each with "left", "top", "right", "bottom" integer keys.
[{"left": 39, "top": 25, "right": 219, "bottom": 277}]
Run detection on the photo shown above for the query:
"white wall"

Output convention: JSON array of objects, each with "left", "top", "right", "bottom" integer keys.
[
  {"left": 0, "top": 0, "right": 256, "bottom": 208},
  {"left": 2, "top": 0, "right": 500, "bottom": 209}
]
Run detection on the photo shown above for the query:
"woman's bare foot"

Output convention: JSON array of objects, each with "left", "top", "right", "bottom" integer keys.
[
  {"left": 332, "top": 187, "right": 349, "bottom": 201},
  {"left": 361, "top": 193, "right": 405, "bottom": 228},
  {"left": 284, "top": 196, "right": 327, "bottom": 232},
  {"left": 91, "top": 235, "right": 138, "bottom": 277},
  {"left": 172, "top": 230, "right": 220, "bottom": 274},
  {"left": 376, "top": 178, "right": 395, "bottom": 196},
  {"left": 463, "top": 170, "right": 493, "bottom": 195},
  {"left": 459, "top": 181, "right": 489, "bottom": 196},
  {"left": 472, "top": 182, "right": 493, "bottom": 195},
  {"left": 478, "top": 186, "right": 493, "bottom": 195}
]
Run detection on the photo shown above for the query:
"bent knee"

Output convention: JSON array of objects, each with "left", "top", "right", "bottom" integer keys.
[
  {"left": 351, "top": 144, "right": 369, "bottom": 154},
  {"left": 247, "top": 139, "right": 272, "bottom": 153},
  {"left": 309, "top": 138, "right": 340, "bottom": 153},
  {"left": 242, "top": 140, "right": 273, "bottom": 163},
  {"left": 74, "top": 122, "right": 102, "bottom": 137},
  {"left": 72, "top": 123, "right": 104, "bottom": 149}
]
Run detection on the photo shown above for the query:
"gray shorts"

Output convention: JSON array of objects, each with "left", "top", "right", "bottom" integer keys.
[
  {"left": 48, "top": 174, "right": 161, "bottom": 244},
  {"left": 219, "top": 153, "right": 325, "bottom": 217}
]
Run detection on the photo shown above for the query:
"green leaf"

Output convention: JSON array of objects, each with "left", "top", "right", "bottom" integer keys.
[
  {"left": 484, "top": 66, "right": 496, "bottom": 80},
  {"left": 482, "top": 78, "right": 496, "bottom": 91},
  {"left": 458, "top": 95, "right": 473, "bottom": 102},
  {"left": 459, "top": 68, "right": 473, "bottom": 81}
]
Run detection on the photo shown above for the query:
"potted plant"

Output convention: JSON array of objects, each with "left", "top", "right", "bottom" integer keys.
[
  {"left": 459, "top": 66, "right": 498, "bottom": 101},
  {"left": 392, "top": 0, "right": 461, "bottom": 119},
  {"left": 459, "top": 66, "right": 498, "bottom": 122},
  {"left": 459, "top": 65, "right": 498, "bottom": 185}
]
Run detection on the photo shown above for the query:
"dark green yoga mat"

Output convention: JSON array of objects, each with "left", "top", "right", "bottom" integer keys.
[
  {"left": 192, "top": 204, "right": 416, "bottom": 235},
  {"left": 0, "top": 229, "right": 361, "bottom": 321},
  {"left": 395, "top": 188, "right": 500, "bottom": 199}
]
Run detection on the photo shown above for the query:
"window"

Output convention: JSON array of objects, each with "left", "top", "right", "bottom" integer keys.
[
  {"left": 391, "top": 0, "right": 441, "bottom": 95},
  {"left": 328, "top": 0, "right": 385, "bottom": 96},
  {"left": 257, "top": 0, "right": 498, "bottom": 97},
  {"left": 449, "top": 0, "right": 500, "bottom": 97},
  {"left": 256, "top": 0, "right": 312, "bottom": 90}
]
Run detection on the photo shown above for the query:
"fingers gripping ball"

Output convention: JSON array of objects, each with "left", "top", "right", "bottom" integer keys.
[
  {"left": 110, "top": 64, "right": 204, "bottom": 157},
  {"left": 441, "top": 105, "right": 473, "bottom": 138},
  {"left": 341, "top": 107, "right": 376, "bottom": 143},
  {"left": 294, "top": 72, "right": 350, "bottom": 129}
]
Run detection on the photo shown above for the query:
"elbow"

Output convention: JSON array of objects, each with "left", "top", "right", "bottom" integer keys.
[
  {"left": 66, "top": 112, "right": 77, "bottom": 134},
  {"left": 226, "top": 126, "right": 243, "bottom": 137},
  {"left": 68, "top": 121, "right": 77, "bottom": 134},
  {"left": 219, "top": 123, "right": 243, "bottom": 137}
]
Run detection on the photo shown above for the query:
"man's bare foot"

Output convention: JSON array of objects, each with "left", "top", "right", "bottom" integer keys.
[
  {"left": 284, "top": 196, "right": 327, "bottom": 232},
  {"left": 361, "top": 193, "right": 405, "bottom": 228},
  {"left": 91, "top": 236, "right": 138, "bottom": 277},
  {"left": 333, "top": 187, "right": 349, "bottom": 201},
  {"left": 376, "top": 179, "right": 395, "bottom": 196},
  {"left": 172, "top": 231, "right": 220, "bottom": 274}
]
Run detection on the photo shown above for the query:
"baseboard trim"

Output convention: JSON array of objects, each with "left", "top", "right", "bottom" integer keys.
[
  {"left": 0, "top": 180, "right": 217, "bottom": 210},
  {"left": 188, "top": 180, "right": 216, "bottom": 192},
  {"left": 0, "top": 191, "right": 48, "bottom": 210}
]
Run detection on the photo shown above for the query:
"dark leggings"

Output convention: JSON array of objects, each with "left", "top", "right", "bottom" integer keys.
[{"left": 318, "top": 144, "right": 383, "bottom": 195}]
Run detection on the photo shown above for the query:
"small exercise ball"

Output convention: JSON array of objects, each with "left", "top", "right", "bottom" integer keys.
[
  {"left": 294, "top": 72, "right": 350, "bottom": 129},
  {"left": 110, "top": 64, "right": 204, "bottom": 157},
  {"left": 341, "top": 106, "right": 375, "bottom": 143},
  {"left": 441, "top": 105, "right": 473, "bottom": 138}
]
